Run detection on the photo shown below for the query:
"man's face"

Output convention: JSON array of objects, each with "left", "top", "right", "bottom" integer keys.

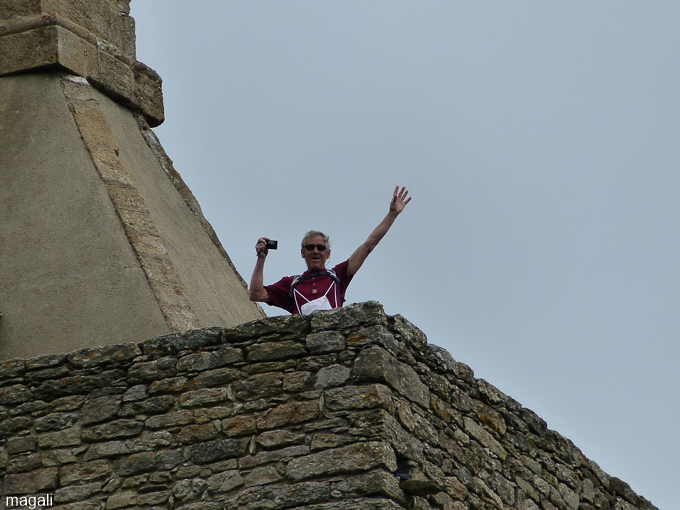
[{"left": 301, "top": 235, "right": 330, "bottom": 272}]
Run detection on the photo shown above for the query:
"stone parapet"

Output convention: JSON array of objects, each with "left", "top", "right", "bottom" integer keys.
[
  {"left": 0, "top": 302, "right": 658, "bottom": 509},
  {"left": 0, "top": 0, "right": 163, "bottom": 126}
]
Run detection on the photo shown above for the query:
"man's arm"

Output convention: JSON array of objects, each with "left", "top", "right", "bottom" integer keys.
[
  {"left": 347, "top": 186, "right": 412, "bottom": 277},
  {"left": 249, "top": 237, "right": 271, "bottom": 302}
]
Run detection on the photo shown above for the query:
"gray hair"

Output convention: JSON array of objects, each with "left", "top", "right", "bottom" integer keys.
[{"left": 301, "top": 230, "right": 331, "bottom": 249}]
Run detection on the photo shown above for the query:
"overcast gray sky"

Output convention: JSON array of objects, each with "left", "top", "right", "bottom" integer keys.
[{"left": 132, "top": 2, "right": 679, "bottom": 507}]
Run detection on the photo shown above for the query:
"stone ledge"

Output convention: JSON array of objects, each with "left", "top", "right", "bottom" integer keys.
[{"left": 0, "top": 13, "right": 163, "bottom": 126}]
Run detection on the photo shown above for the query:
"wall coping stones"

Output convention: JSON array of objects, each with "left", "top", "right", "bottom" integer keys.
[
  {"left": 0, "top": 301, "right": 658, "bottom": 509},
  {"left": 0, "top": 1, "right": 164, "bottom": 126}
]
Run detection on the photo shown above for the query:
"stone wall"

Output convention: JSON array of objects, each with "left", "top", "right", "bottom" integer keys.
[{"left": 0, "top": 302, "right": 657, "bottom": 510}]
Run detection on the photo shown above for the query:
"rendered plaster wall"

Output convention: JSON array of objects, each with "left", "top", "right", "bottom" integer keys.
[
  {"left": 0, "top": 72, "right": 264, "bottom": 360},
  {"left": 0, "top": 302, "right": 658, "bottom": 510}
]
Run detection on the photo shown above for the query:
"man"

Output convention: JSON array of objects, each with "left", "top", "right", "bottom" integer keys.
[{"left": 249, "top": 186, "right": 412, "bottom": 315}]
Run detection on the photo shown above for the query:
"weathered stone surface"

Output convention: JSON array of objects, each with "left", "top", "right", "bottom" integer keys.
[
  {"left": 354, "top": 346, "right": 430, "bottom": 408},
  {"left": 0, "top": 384, "right": 33, "bottom": 405},
  {"left": 187, "top": 438, "right": 250, "bottom": 464},
  {"left": 306, "top": 330, "right": 347, "bottom": 353},
  {"left": 287, "top": 441, "right": 398, "bottom": 481},
  {"left": 325, "top": 384, "right": 394, "bottom": 412},
  {"left": 2, "top": 467, "right": 59, "bottom": 494},
  {"left": 0, "top": 302, "right": 657, "bottom": 510},
  {"left": 246, "top": 340, "right": 307, "bottom": 362},
  {"left": 256, "top": 400, "right": 320, "bottom": 430},
  {"left": 177, "top": 347, "right": 243, "bottom": 373},
  {"left": 82, "top": 420, "right": 143, "bottom": 441},
  {"left": 179, "top": 387, "right": 228, "bottom": 407},
  {"left": 234, "top": 372, "right": 283, "bottom": 400},
  {"left": 127, "top": 357, "right": 177, "bottom": 384},
  {"left": 68, "top": 343, "right": 142, "bottom": 368},
  {"left": 315, "top": 364, "right": 351, "bottom": 389},
  {"left": 81, "top": 395, "right": 121, "bottom": 424}
]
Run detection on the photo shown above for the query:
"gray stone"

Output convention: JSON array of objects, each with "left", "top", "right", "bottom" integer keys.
[
  {"left": 118, "top": 395, "right": 175, "bottom": 416},
  {"left": 175, "top": 422, "right": 220, "bottom": 445},
  {"left": 256, "top": 400, "right": 320, "bottom": 430},
  {"left": 122, "top": 384, "right": 149, "bottom": 402},
  {"left": 149, "top": 376, "right": 188, "bottom": 393},
  {"left": 7, "top": 452, "right": 42, "bottom": 473},
  {"left": 60, "top": 459, "right": 112, "bottom": 485},
  {"left": 0, "top": 384, "right": 32, "bottom": 405},
  {"left": 82, "top": 419, "right": 143, "bottom": 441},
  {"left": 81, "top": 395, "right": 121, "bottom": 424},
  {"left": 347, "top": 325, "right": 400, "bottom": 355},
  {"left": 7, "top": 436, "right": 36, "bottom": 454},
  {"left": 324, "top": 384, "right": 394, "bottom": 411},
  {"left": 207, "top": 469, "right": 245, "bottom": 493},
  {"left": 54, "top": 482, "right": 103, "bottom": 503},
  {"left": 35, "top": 412, "right": 80, "bottom": 432},
  {"left": 84, "top": 440, "right": 133, "bottom": 460},
  {"left": 239, "top": 445, "right": 311, "bottom": 469},
  {"left": 244, "top": 465, "right": 283, "bottom": 487},
  {"left": 287, "top": 441, "right": 397, "bottom": 481},
  {"left": 315, "top": 364, "right": 351, "bottom": 389},
  {"left": 157, "top": 448, "right": 184, "bottom": 469},
  {"left": 246, "top": 340, "right": 307, "bottom": 362},
  {"left": 187, "top": 438, "right": 249, "bottom": 464},
  {"left": 177, "top": 347, "right": 243, "bottom": 373},
  {"left": 2, "top": 467, "right": 58, "bottom": 494},
  {"left": 116, "top": 451, "right": 156, "bottom": 476},
  {"left": 143, "top": 328, "right": 223, "bottom": 356},
  {"left": 227, "top": 481, "right": 330, "bottom": 510},
  {"left": 353, "top": 346, "right": 430, "bottom": 408},
  {"left": 179, "top": 388, "right": 228, "bottom": 407},
  {"left": 233, "top": 372, "right": 283, "bottom": 400},
  {"left": 191, "top": 367, "right": 242, "bottom": 389},
  {"left": 68, "top": 343, "right": 141, "bottom": 368},
  {"left": 145, "top": 410, "right": 194, "bottom": 429},
  {"left": 256, "top": 429, "right": 306, "bottom": 449},
  {"left": 310, "top": 301, "right": 387, "bottom": 331},
  {"left": 0, "top": 359, "right": 26, "bottom": 378},
  {"left": 37, "top": 425, "right": 82, "bottom": 448},
  {"left": 127, "top": 356, "right": 177, "bottom": 384},
  {"left": 34, "top": 370, "right": 126, "bottom": 399},
  {"left": 306, "top": 330, "right": 347, "bottom": 353}
]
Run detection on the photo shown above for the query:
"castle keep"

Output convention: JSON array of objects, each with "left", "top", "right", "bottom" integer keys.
[
  {"left": 0, "top": 2, "right": 659, "bottom": 509},
  {"left": 0, "top": 0, "right": 264, "bottom": 360}
]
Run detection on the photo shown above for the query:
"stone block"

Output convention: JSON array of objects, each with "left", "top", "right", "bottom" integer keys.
[
  {"left": 2, "top": 467, "right": 59, "bottom": 494},
  {"left": 179, "top": 388, "right": 229, "bottom": 408},
  {"left": 127, "top": 357, "right": 177, "bottom": 384},
  {"left": 115, "top": 451, "right": 156, "bottom": 476},
  {"left": 81, "top": 419, "right": 143, "bottom": 441},
  {"left": 354, "top": 346, "right": 430, "bottom": 408},
  {"left": 177, "top": 347, "right": 243, "bottom": 373},
  {"left": 324, "top": 384, "right": 394, "bottom": 412},
  {"left": 315, "top": 364, "right": 351, "bottom": 389},
  {"left": 59, "top": 459, "right": 112, "bottom": 485},
  {"left": 234, "top": 372, "right": 283, "bottom": 400},
  {"left": 187, "top": 438, "right": 249, "bottom": 464},
  {"left": 287, "top": 441, "right": 398, "bottom": 481},
  {"left": 68, "top": 343, "right": 141, "bottom": 368},
  {"left": 256, "top": 400, "right": 320, "bottom": 430},
  {"left": 306, "top": 330, "right": 347, "bottom": 353},
  {"left": 246, "top": 340, "right": 307, "bottom": 362},
  {"left": 0, "top": 384, "right": 32, "bottom": 405}
]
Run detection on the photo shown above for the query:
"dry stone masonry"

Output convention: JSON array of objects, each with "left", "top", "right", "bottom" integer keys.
[{"left": 0, "top": 302, "right": 657, "bottom": 509}]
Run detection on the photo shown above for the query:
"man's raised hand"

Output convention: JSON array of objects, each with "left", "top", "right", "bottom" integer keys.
[{"left": 390, "top": 186, "right": 412, "bottom": 215}]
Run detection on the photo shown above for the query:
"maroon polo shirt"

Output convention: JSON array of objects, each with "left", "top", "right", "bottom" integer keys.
[{"left": 264, "top": 260, "right": 353, "bottom": 315}]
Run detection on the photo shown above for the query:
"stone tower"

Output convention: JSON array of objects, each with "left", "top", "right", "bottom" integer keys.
[{"left": 0, "top": 0, "right": 264, "bottom": 359}]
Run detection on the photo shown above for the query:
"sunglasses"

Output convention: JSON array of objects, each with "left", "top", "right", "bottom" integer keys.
[{"left": 304, "top": 244, "right": 328, "bottom": 252}]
